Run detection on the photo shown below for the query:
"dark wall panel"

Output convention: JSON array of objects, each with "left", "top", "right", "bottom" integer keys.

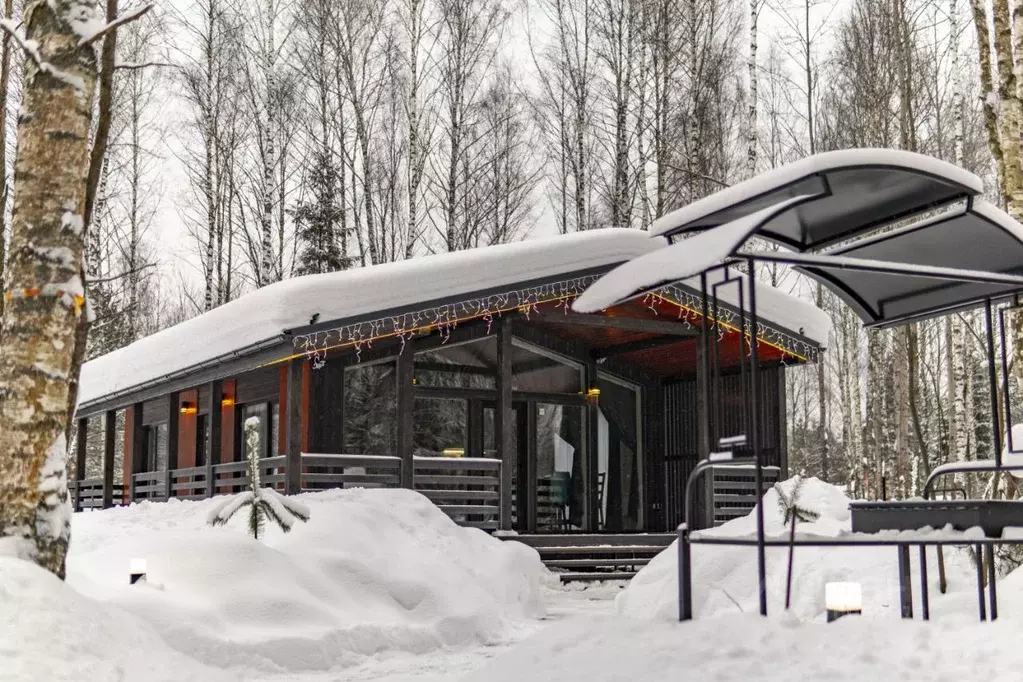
[{"left": 660, "top": 365, "right": 786, "bottom": 530}]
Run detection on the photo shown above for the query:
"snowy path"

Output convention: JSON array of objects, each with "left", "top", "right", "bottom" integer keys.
[{"left": 248, "top": 583, "right": 626, "bottom": 682}]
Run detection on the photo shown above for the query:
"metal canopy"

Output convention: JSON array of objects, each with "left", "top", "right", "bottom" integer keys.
[
  {"left": 649, "top": 148, "right": 984, "bottom": 250},
  {"left": 578, "top": 150, "right": 1023, "bottom": 328},
  {"left": 746, "top": 250, "right": 1023, "bottom": 327}
]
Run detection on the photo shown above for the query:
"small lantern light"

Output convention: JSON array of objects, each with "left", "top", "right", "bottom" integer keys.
[
  {"left": 221, "top": 397, "right": 235, "bottom": 408},
  {"left": 825, "top": 582, "right": 862, "bottom": 622},
  {"left": 129, "top": 558, "right": 147, "bottom": 585},
  {"left": 585, "top": 386, "right": 600, "bottom": 405},
  {"left": 180, "top": 402, "right": 197, "bottom": 415}
]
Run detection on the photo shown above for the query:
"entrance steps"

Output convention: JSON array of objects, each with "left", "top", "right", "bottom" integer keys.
[{"left": 502, "top": 533, "right": 675, "bottom": 583}]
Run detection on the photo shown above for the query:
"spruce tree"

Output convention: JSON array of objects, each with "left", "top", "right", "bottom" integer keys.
[{"left": 294, "top": 151, "right": 350, "bottom": 276}]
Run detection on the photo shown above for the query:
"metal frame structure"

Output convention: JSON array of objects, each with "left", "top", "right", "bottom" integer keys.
[{"left": 573, "top": 149, "right": 1023, "bottom": 623}]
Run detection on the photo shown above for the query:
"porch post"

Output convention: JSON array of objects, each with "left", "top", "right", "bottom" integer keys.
[
  {"left": 206, "top": 380, "right": 222, "bottom": 498},
  {"left": 102, "top": 409, "right": 115, "bottom": 508},
  {"left": 164, "top": 392, "right": 180, "bottom": 500},
  {"left": 75, "top": 417, "right": 87, "bottom": 512},
  {"left": 584, "top": 358, "right": 600, "bottom": 532},
  {"left": 130, "top": 402, "right": 144, "bottom": 502},
  {"left": 285, "top": 360, "right": 304, "bottom": 494},
  {"left": 467, "top": 399, "right": 483, "bottom": 458},
  {"left": 496, "top": 317, "right": 514, "bottom": 530},
  {"left": 525, "top": 402, "right": 538, "bottom": 532},
  {"left": 397, "top": 339, "right": 416, "bottom": 488}
]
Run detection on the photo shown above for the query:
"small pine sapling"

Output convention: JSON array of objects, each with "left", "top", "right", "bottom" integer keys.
[
  {"left": 775, "top": 475, "right": 820, "bottom": 525},
  {"left": 776, "top": 475, "right": 819, "bottom": 609},
  {"left": 206, "top": 416, "right": 310, "bottom": 539}
]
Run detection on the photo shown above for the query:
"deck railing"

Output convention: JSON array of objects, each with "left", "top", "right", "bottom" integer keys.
[
  {"left": 92, "top": 454, "right": 504, "bottom": 531},
  {"left": 69, "top": 477, "right": 121, "bottom": 511},
  {"left": 414, "top": 456, "right": 502, "bottom": 530}
]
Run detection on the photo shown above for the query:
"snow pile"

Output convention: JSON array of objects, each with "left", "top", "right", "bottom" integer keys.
[
  {"left": 66, "top": 488, "right": 547, "bottom": 674},
  {"left": 462, "top": 610, "right": 1023, "bottom": 682},
  {"left": 0, "top": 557, "right": 237, "bottom": 682},
  {"left": 616, "top": 476, "right": 975, "bottom": 622}
]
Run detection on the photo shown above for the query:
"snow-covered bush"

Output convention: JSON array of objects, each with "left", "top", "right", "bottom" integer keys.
[{"left": 206, "top": 416, "right": 309, "bottom": 539}]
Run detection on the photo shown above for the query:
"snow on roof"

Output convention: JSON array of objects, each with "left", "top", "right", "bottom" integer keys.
[
  {"left": 574, "top": 197, "right": 812, "bottom": 313},
  {"left": 648, "top": 148, "right": 984, "bottom": 239},
  {"left": 78, "top": 228, "right": 828, "bottom": 409}
]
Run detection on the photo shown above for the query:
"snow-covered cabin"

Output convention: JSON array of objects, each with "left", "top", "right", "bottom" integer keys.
[{"left": 74, "top": 227, "right": 826, "bottom": 537}]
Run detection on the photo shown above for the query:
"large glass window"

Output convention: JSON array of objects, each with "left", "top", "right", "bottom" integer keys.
[
  {"left": 145, "top": 423, "right": 168, "bottom": 472},
  {"left": 343, "top": 363, "right": 396, "bottom": 455}
]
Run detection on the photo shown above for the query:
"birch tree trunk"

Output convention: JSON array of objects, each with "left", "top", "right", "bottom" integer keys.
[
  {"left": 0, "top": 0, "right": 100, "bottom": 578},
  {"left": 747, "top": 0, "right": 758, "bottom": 178}
]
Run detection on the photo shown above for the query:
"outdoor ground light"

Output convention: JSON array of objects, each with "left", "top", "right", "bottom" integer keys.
[
  {"left": 825, "top": 581, "right": 862, "bottom": 621},
  {"left": 130, "top": 558, "right": 147, "bottom": 585}
]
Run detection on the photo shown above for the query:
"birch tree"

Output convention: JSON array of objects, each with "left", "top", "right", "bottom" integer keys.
[{"left": 0, "top": 0, "right": 147, "bottom": 578}]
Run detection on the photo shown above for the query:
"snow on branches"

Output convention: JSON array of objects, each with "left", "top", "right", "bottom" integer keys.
[{"left": 206, "top": 416, "right": 310, "bottom": 539}]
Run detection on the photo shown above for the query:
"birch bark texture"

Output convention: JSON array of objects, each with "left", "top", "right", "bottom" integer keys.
[{"left": 0, "top": 0, "right": 100, "bottom": 578}]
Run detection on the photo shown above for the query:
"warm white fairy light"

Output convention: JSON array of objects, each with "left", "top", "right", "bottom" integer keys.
[{"left": 289, "top": 275, "right": 819, "bottom": 366}]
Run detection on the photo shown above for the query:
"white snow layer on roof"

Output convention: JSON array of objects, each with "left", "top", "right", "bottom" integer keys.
[
  {"left": 79, "top": 228, "right": 828, "bottom": 408},
  {"left": 78, "top": 229, "right": 655, "bottom": 407},
  {"left": 648, "top": 148, "right": 985, "bottom": 237}
]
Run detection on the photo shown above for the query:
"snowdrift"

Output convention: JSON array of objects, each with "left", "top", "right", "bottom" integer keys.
[
  {"left": 616, "top": 476, "right": 976, "bottom": 621},
  {"left": 463, "top": 611, "right": 1023, "bottom": 682},
  {"left": 0, "top": 557, "right": 237, "bottom": 682},
  {"left": 65, "top": 488, "right": 547, "bottom": 673}
]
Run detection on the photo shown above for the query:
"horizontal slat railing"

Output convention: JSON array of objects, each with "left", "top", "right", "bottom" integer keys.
[
  {"left": 131, "top": 471, "right": 167, "bottom": 501},
  {"left": 414, "top": 456, "right": 502, "bottom": 530},
  {"left": 300, "top": 453, "right": 401, "bottom": 491},
  {"left": 71, "top": 477, "right": 105, "bottom": 511},
  {"left": 168, "top": 465, "right": 208, "bottom": 500}
]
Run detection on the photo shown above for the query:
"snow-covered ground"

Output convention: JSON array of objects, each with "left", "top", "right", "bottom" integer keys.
[{"left": 6, "top": 479, "right": 1023, "bottom": 681}]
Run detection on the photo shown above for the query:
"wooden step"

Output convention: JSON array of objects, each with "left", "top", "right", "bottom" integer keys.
[
  {"left": 558, "top": 571, "right": 638, "bottom": 583},
  {"left": 530, "top": 545, "right": 669, "bottom": 555},
  {"left": 544, "top": 557, "right": 652, "bottom": 569}
]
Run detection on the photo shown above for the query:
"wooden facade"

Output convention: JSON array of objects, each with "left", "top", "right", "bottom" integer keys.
[{"left": 73, "top": 268, "right": 817, "bottom": 533}]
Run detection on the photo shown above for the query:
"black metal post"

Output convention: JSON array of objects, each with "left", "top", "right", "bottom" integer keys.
[
  {"left": 785, "top": 508, "right": 796, "bottom": 610},
  {"left": 919, "top": 545, "right": 929, "bottom": 620},
  {"left": 898, "top": 545, "right": 913, "bottom": 618},
  {"left": 747, "top": 260, "right": 768, "bottom": 617},
  {"left": 698, "top": 273, "right": 711, "bottom": 460},
  {"left": 165, "top": 392, "right": 180, "bottom": 500},
  {"left": 678, "top": 523, "right": 693, "bottom": 621},
  {"left": 986, "top": 544, "right": 998, "bottom": 621},
  {"left": 976, "top": 544, "right": 987, "bottom": 621},
  {"left": 986, "top": 300, "right": 1003, "bottom": 467}
]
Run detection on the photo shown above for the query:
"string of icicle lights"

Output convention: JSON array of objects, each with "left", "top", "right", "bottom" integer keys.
[{"left": 289, "top": 275, "right": 820, "bottom": 367}]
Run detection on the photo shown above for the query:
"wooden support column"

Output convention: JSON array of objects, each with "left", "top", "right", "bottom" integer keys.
[
  {"left": 496, "top": 317, "right": 514, "bottom": 530},
  {"left": 75, "top": 417, "right": 87, "bottom": 512},
  {"left": 130, "top": 403, "right": 145, "bottom": 502},
  {"left": 584, "top": 358, "right": 600, "bottom": 532},
  {"left": 285, "top": 360, "right": 304, "bottom": 494},
  {"left": 397, "top": 341, "right": 416, "bottom": 488},
  {"left": 525, "top": 403, "right": 538, "bottom": 532},
  {"left": 206, "top": 380, "right": 222, "bottom": 498},
  {"left": 467, "top": 398, "right": 483, "bottom": 459},
  {"left": 164, "top": 392, "right": 180, "bottom": 500},
  {"left": 102, "top": 410, "right": 115, "bottom": 508}
]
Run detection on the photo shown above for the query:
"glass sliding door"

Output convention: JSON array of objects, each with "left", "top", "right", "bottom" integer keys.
[{"left": 597, "top": 375, "right": 642, "bottom": 531}]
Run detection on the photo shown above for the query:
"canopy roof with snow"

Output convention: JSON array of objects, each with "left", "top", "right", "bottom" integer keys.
[
  {"left": 78, "top": 228, "right": 827, "bottom": 414},
  {"left": 576, "top": 149, "right": 1023, "bottom": 328}
]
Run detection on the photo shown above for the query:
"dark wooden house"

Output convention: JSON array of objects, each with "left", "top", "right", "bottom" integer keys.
[{"left": 73, "top": 228, "right": 826, "bottom": 541}]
